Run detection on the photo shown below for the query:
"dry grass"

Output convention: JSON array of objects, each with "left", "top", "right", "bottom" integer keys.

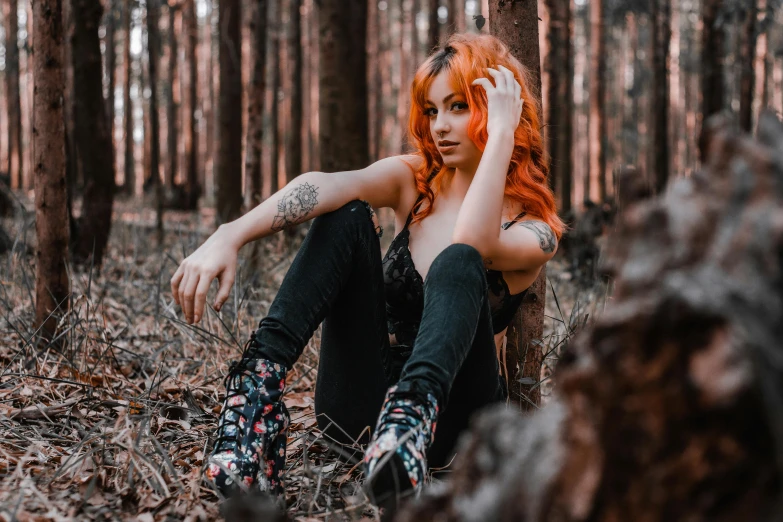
[{"left": 0, "top": 198, "right": 606, "bottom": 521}]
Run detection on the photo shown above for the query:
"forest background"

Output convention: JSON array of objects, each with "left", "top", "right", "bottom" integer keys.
[{"left": 0, "top": 0, "right": 782, "bottom": 519}]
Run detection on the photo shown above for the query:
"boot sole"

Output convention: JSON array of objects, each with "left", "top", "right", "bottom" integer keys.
[{"left": 364, "top": 453, "right": 416, "bottom": 521}]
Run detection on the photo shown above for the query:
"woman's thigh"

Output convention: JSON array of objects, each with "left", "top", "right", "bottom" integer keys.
[{"left": 314, "top": 201, "right": 392, "bottom": 446}]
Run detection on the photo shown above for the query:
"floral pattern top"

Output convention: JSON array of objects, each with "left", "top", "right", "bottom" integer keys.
[{"left": 381, "top": 189, "right": 529, "bottom": 354}]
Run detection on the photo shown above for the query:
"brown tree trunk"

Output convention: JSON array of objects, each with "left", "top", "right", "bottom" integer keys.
[
  {"left": 588, "top": 0, "right": 606, "bottom": 201},
  {"left": 244, "top": 0, "right": 267, "bottom": 209},
  {"left": 215, "top": 0, "right": 242, "bottom": 225},
  {"left": 6, "top": 0, "right": 23, "bottom": 189},
  {"left": 123, "top": 0, "right": 134, "bottom": 195},
  {"left": 318, "top": 0, "right": 369, "bottom": 172},
  {"left": 428, "top": 0, "right": 439, "bottom": 52},
  {"left": 70, "top": 0, "right": 117, "bottom": 266},
  {"left": 488, "top": 0, "right": 546, "bottom": 411},
  {"left": 183, "top": 0, "right": 199, "bottom": 208},
  {"left": 738, "top": 0, "right": 757, "bottom": 133},
  {"left": 560, "top": 0, "right": 573, "bottom": 214},
  {"left": 398, "top": 0, "right": 411, "bottom": 153},
  {"left": 285, "top": 0, "right": 302, "bottom": 184},
  {"left": 33, "top": 0, "right": 69, "bottom": 343},
  {"left": 105, "top": 0, "right": 117, "bottom": 176},
  {"left": 166, "top": 2, "right": 179, "bottom": 187},
  {"left": 146, "top": 0, "right": 164, "bottom": 241},
  {"left": 269, "top": 0, "right": 281, "bottom": 195},
  {"left": 651, "top": 0, "right": 670, "bottom": 193},
  {"left": 700, "top": 0, "right": 724, "bottom": 160}
]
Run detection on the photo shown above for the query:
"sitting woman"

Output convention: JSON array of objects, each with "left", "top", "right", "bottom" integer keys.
[{"left": 170, "top": 32, "right": 565, "bottom": 509}]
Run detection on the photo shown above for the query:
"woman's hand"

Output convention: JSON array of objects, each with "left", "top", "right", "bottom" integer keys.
[
  {"left": 170, "top": 225, "right": 241, "bottom": 324},
  {"left": 471, "top": 65, "right": 524, "bottom": 138}
]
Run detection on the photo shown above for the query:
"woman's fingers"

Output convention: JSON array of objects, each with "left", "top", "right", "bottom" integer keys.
[
  {"left": 214, "top": 270, "right": 235, "bottom": 313},
  {"left": 471, "top": 77, "right": 494, "bottom": 93},
  {"left": 178, "top": 272, "right": 191, "bottom": 317},
  {"left": 182, "top": 273, "right": 200, "bottom": 323},
  {"left": 193, "top": 275, "right": 212, "bottom": 324},
  {"left": 485, "top": 67, "right": 507, "bottom": 91},
  {"left": 171, "top": 265, "right": 185, "bottom": 306}
]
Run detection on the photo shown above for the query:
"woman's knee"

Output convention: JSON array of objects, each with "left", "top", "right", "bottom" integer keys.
[{"left": 427, "top": 243, "right": 484, "bottom": 282}]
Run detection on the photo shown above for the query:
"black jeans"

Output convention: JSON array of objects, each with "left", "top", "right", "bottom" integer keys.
[{"left": 250, "top": 200, "right": 506, "bottom": 468}]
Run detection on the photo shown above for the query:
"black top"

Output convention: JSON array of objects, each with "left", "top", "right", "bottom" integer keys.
[{"left": 382, "top": 191, "right": 529, "bottom": 350}]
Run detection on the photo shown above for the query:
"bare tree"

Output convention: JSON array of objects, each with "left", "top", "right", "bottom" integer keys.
[
  {"left": 700, "top": 0, "right": 724, "bottom": 160},
  {"left": 166, "top": 1, "right": 180, "bottom": 188},
  {"left": 215, "top": 0, "right": 243, "bottom": 225},
  {"left": 488, "top": 0, "right": 547, "bottom": 410},
  {"left": 428, "top": 0, "right": 439, "bottom": 52},
  {"left": 738, "top": 0, "right": 758, "bottom": 133},
  {"left": 269, "top": 0, "right": 281, "bottom": 195},
  {"left": 146, "top": 0, "right": 164, "bottom": 241},
  {"left": 70, "top": 0, "right": 117, "bottom": 266},
  {"left": 106, "top": 0, "right": 117, "bottom": 169},
  {"left": 244, "top": 0, "right": 267, "bottom": 210},
  {"left": 6, "top": 0, "right": 23, "bottom": 189},
  {"left": 123, "top": 0, "right": 135, "bottom": 195},
  {"left": 651, "top": 0, "right": 671, "bottom": 193},
  {"left": 33, "top": 0, "right": 69, "bottom": 343},
  {"left": 285, "top": 0, "right": 303, "bottom": 185},
  {"left": 183, "top": 0, "right": 199, "bottom": 208},
  {"left": 588, "top": 0, "right": 606, "bottom": 201}
]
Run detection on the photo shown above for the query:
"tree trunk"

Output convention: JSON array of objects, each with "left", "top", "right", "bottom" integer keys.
[
  {"left": 146, "top": 0, "right": 164, "bottom": 242},
  {"left": 560, "top": 0, "right": 573, "bottom": 214},
  {"left": 183, "top": 0, "right": 199, "bottom": 208},
  {"left": 215, "top": 0, "right": 243, "bottom": 225},
  {"left": 106, "top": 0, "right": 117, "bottom": 176},
  {"left": 33, "top": 0, "right": 69, "bottom": 343},
  {"left": 285, "top": 0, "right": 302, "bottom": 185},
  {"left": 6, "top": 0, "right": 23, "bottom": 190},
  {"left": 318, "top": 0, "right": 369, "bottom": 172},
  {"left": 738, "top": 0, "right": 757, "bottom": 133},
  {"left": 700, "top": 0, "right": 724, "bottom": 160},
  {"left": 123, "top": 0, "right": 134, "bottom": 195},
  {"left": 166, "top": 2, "right": 179, "bottom": 187},
  {"left": 70, "top": 0, "right": 116, "bottom": 267},
  {"left": 588, "top": 0, "right": 606, "bottom": 201},
  {"left": 651, "top": 0, "right": 670, "bottom": 193},
  {"left": 398, "top": 0, "right": 411, "bottom": 153},
  {"left": 428, "top": 0, "right": 439, "bottom": 52},
  {"left": 244, "top": 0, "right": 267, "bottom": 209},
  {"left": 269, "top": 0, "right": 281, "bottom": 195},
  {"left": 488, "top": 0, "right": 546, "bottom": 411}
]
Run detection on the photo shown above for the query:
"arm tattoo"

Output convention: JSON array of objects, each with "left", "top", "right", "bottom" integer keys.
[
  {"left": 518, "top": 221, "right": 557, "bottom": 254},
  {"left": 271, "top": 183, "right": 320, "bottom": 232}
]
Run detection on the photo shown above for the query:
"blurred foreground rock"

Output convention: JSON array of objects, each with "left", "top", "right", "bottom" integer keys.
[{"left": 399, "top": 113, "right": 783, "bottom": 522}]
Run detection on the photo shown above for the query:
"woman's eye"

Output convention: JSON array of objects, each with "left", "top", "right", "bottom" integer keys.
[
  {"left": 452, "top": 102, "right": 467, "bottom": 110},
  {"left": 424, "top": 108, "right": 436, "bottom": 117}
]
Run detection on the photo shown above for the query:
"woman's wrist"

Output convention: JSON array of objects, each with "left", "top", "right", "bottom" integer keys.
[{"left": 218, "top": 221, "right": 247, "bottom": 251}]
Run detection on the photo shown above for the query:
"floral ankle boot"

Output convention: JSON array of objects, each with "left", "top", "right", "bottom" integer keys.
[
  {"left": 205, "top": 354, "right": 290, "bottom": 497},
  {"left": 363, "top": 385, "right": 439, "bottom": 509}
]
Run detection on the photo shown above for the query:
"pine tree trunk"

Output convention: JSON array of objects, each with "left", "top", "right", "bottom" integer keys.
[
  {"left": 166, "top": 3, "right": 179, "bottom": 187},
  {"left": 285, "top": 0, "right": 302, "bottom": 184},
  {"left": 398, "top": 0, "right": 411, "bottom": 153},
  {"left": 106, "top": 0, "right": 117, "bottom": 176},
  {"left": 318, "top": 0, "right": 369, "bottom": 172},
  {"left": 183, "top": 0, "right": 199, "bottom": 208},
  {"left": 269, "top": 0, "right": 280, "bottom": 195},
  {"left": 651, "top": 0, "right": 670, "bottom": 193},
  {"left": 560, "top": 0, "right": 573, "bottom": 214},
  {"left": 146, "top": 0, "right": 164, "bottom": 241},
  {"left": 123, "top": 0, "right": 135, "bottom": 195},
  {"left": 71, "top": 0, "right": 116, "bottom": 266},
  {"left": 215, "top": 0, "right": 243, "bottom": 225},
  {"left": 738, "top": 0, "right": 757, "bottom": 133},
  {"left": 244, "top": 0, "right": 267, "bottom": 209},
  {"left": 6, "top": 0, "right": 23, "bottom": 190},
  {"left": 33, "top": 0, "right": 69, "bottom": 343},
  {"left": 488, "top": 0, "right": 546, "bottom": 411},
  {"left": 428, "top": 0, "right": 439, "bottom": 52},
  {"left": 588, "top": 0, "right": 606, "bottom": 202},
  {"left": 701, "top": 0, "right": 724, "bottom": 160}
]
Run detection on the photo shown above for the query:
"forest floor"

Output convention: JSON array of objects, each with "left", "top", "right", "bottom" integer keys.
[{"left": 0, "top": 196, "right": 610, "bottom": 521}]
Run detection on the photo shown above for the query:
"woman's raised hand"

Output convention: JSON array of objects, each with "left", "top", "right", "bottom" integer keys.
[
  {"left": 471, "top": 64, "right": 524, "bottom": 138},
  {"left": 170, "top": 226, "right": 241, "bottom": 324}
]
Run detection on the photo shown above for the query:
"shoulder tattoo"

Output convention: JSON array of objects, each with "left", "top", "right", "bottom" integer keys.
[
  {"left": 518, "top": 221, "right": 557, "bottom": 254},
  {"left": 271, "top": 183, "right": 320, "bottom": 232}
]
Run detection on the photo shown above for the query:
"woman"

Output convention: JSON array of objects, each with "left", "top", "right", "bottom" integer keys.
[{"left": 170, "top": 33, "right": 565, "bottom": 508}]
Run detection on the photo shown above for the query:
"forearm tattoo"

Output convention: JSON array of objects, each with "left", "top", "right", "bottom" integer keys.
[
  {"left": 519, "top": 221, "right": 557, "bottom": 254},
  {"left": 271, "top": 182, "right": 320, "bottom": 232}
]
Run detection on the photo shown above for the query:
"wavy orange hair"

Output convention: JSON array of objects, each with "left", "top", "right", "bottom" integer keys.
[{"left": 402, "top": 33, "right": 567, "bottom": 240}]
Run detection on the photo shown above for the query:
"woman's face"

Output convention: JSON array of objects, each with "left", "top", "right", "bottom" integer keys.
[{"left": 424, "top": 71, "right": 483, "bottom": 171}]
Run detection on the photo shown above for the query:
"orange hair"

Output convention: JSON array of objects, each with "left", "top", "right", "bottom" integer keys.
[{"left": 402, "top": 32, "right": 567, "bottom": 240}]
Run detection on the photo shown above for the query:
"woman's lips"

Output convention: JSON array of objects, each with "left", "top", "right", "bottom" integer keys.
[{"left": 439, "top": 144, "right": 459, "bottom": 153}]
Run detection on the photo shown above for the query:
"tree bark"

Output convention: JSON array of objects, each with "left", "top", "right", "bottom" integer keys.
[
  {"left": 588, "top": 0, "right": 606, "bottom": 201},
  {"left": 398, "top": 0, "right": 412, "bottom": 153},
  {"left": 738, "top": 0, "right": 757, "bottom": 133},
  {"left": 166, "top": 2, "right": 179, "bottom": 187},
  {"left": 488, "top": 0, "right": 546, "bottom": 411},
  {"left": 183, "top": 0, "right": 199, "bottom": 208},
  {"left": 33, "top": 0, "right": 70, "bottom": 343},
  {"left": 6, "top": 0, "right": 23, "bottom": 189},
  {"left": 428, "top": 0, "right": 439, "bottom": 52},
  {"left": 146, "top": 0, "right": 164, "bottom": 241},
  {"left": 285, "top": 0, "right": 302, "bottom": 185},
  {"left": 244, "top": 0, "right": 267, "bottom": 209},
  {"left": 700, "top": 0, "right": 724, "bottom": 160},
  {"left": 560, "top": 0, "right": 573, "bottom": 214},
  {"left": 318, "top": 0, "right": 369, "bottom": 172},
  {"left": 269, "top": 0, "right": 281, "bottom": 195},
  {"left": 399, "top": 111, "right": 783, "bottom": 522},
  {"left": 215, "top": 0, "right": 243, "bottom": 225},
  {"left": 651, "top": 0, "right": 670, "bottom": 193},
  {"left": 123, "top": 0, "right": 134, "bottom": 195},
  {"left": 106, "top": 0, "right": 117, "bottom": 175},
  {"left": 70, "top": 0, "right": 116, "bottom": 266}
]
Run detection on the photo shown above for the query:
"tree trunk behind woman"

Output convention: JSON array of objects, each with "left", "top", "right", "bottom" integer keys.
[
  {"left": 70, "top": 0, "right": 116, "bottom": 266},
  {"left": 33, "top": 0, "right": 69, "bottom": 344},
  {"left": 488, "top": 0, "right": 546, "bottom": 411},
  {"left": 146, "top": 0, "right": 164, "bottom": 242},
  {"left": 166, "top": 2, "right": 179, "bottom": 187},
  {"left": 123, "top": 0, "right": 135, "bottom": 194},
  {"left": 738, "top": 0, "right": 758, "bottom": 133},
  {"left": 285, "top": 0, "right": 303, "bottom": 185},
  {"left": 183, "top": 0, "right": 199, "bottom": 208},
  {"left": 700, "top": 0, "right": 724, "bottom": 160},
  {"left": 6, "top": 0, "right": 23, "bottom": 189},
  {"left": 588, "top": 0, "right": 606, "bottom": 201},
  {"left": 244, "top": 0, "right": 267, "bottom": 209},
  {"left": 651, "top": 0, "right": 670, "bottom": 193}
]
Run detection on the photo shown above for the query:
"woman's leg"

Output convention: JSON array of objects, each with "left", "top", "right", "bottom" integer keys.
[
  {"left": 248, "top": 199, "right": 392, "bottom": 444},
  {"left": 396, "top": 242, "right": 506, "bottom": 468}
]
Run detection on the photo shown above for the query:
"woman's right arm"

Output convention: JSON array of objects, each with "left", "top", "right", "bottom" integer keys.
[{"left": 170, "top": 155, "right": 421, "bottom": 325}]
